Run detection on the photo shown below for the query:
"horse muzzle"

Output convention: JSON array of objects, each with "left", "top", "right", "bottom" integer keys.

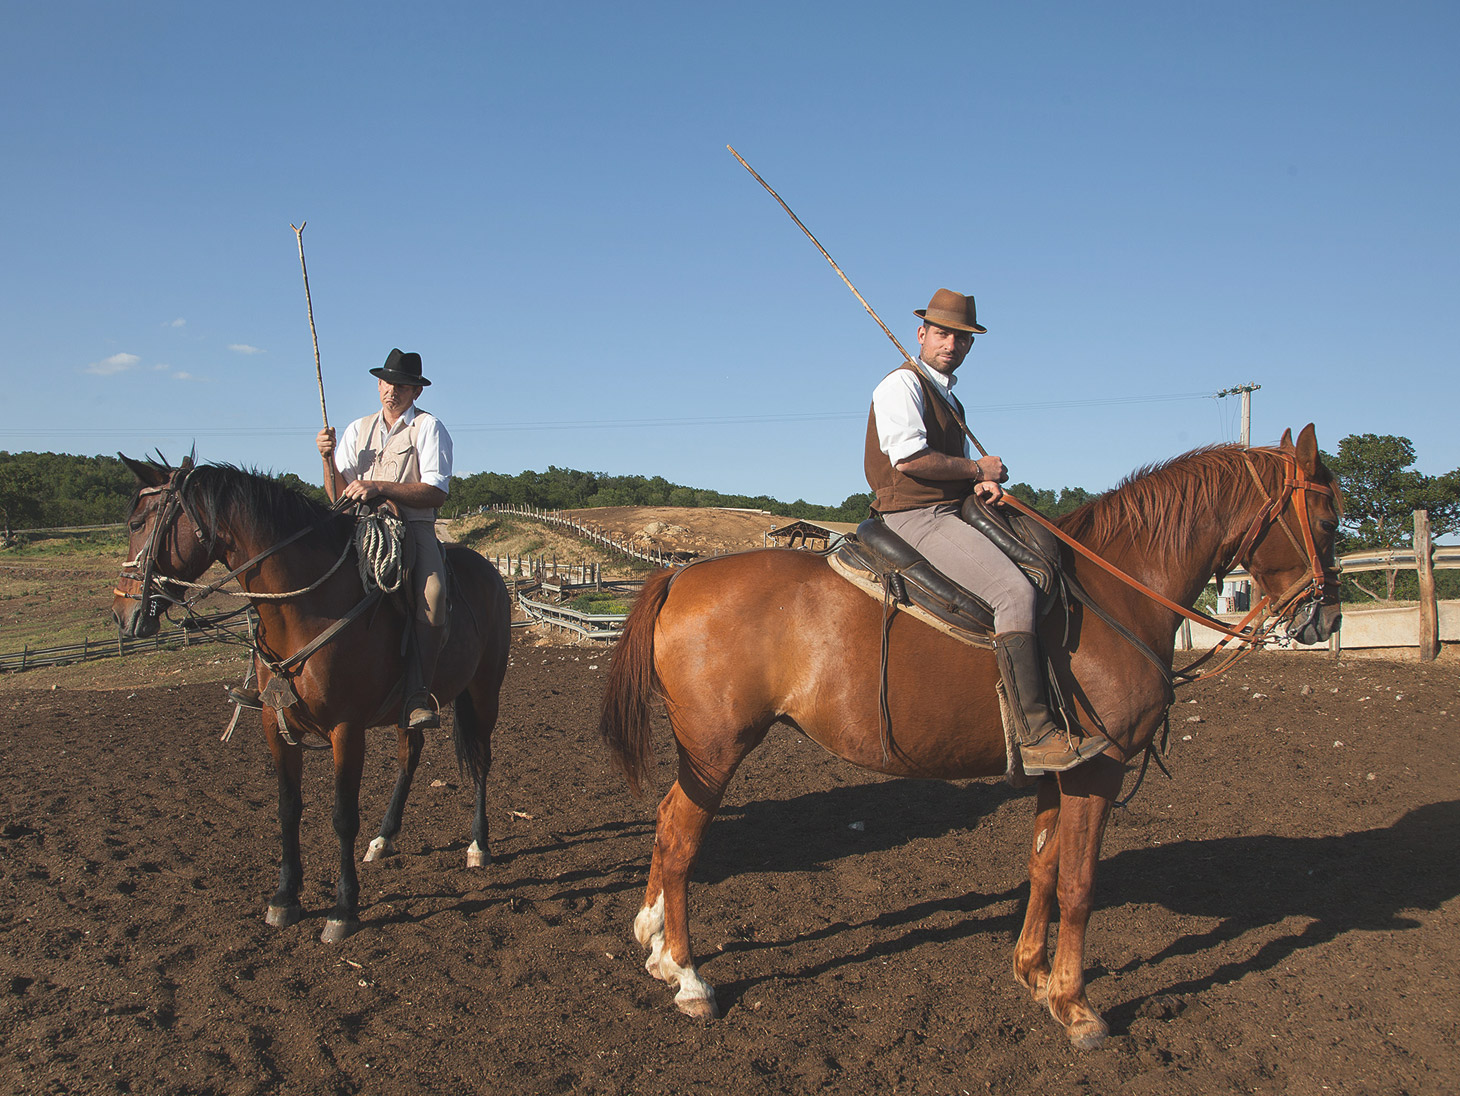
[
  {"left": 113, "top": 593, "right": 163, "bottom": 639},
  {"left": 1286, "top": 600, "right": 1341, "bottom": 645}
]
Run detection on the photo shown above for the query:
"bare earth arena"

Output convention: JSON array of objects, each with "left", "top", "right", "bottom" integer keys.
[{"left": 1, "top": 617, "right": 1456, "bottom": 1094}]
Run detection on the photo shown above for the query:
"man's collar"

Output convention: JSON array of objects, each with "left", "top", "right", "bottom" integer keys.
[
  {"left": 914, "top": 357, "right": 957, "bottom": 390},
  {"left": 381, "top": 404, "right": 418, "bottom": 432}
]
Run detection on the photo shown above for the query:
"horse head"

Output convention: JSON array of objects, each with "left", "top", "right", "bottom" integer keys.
[
  {"left": 112, "top": 453, "right": 215, "bottom": 638},
  {"left": 1234, "top": 424, "right": 1343, "bottom": 645}
]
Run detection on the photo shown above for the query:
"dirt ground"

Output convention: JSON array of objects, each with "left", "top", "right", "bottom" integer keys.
[
  {"left": 1, "top": 640, "right": 1457, "bottom": 1096},
  {"left": 562, "top": 506, "right": 794, "bottom": 558}
]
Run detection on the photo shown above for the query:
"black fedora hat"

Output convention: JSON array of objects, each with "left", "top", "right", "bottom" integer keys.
[{"left": 370, "top": 348, "right": 431, "bottom": 387}]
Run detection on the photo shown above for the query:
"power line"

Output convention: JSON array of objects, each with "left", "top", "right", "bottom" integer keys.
[{"left": 4, "top": 390, "right": 1218, "bottom": 440}]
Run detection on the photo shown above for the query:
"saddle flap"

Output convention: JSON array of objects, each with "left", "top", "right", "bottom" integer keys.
[
  {"left": 960, "top": 495, "right": 1059, "bottom": 595},
  {"left": 840, "top": 519, "right": 997, "bottom": 634}
]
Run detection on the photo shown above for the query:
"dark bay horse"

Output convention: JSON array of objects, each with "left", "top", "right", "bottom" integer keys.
[
  {"left": 112, "top": 457, "right": 512, "bottom": 942},
  {"left": 599, "top": 425, "right": 1342, "bottom": 1047}
]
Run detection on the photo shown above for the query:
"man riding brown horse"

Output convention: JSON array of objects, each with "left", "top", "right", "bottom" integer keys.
[
  {"left": 865, "top": 289, "right": 1109, "bottom": 775},
  {"left": 230, "top": 348, "right": 453, "bottom": 731}
]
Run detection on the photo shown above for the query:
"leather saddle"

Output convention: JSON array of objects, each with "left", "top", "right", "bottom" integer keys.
[{"left": 831, "top": 496, "right": 1062, "bottom": 639}]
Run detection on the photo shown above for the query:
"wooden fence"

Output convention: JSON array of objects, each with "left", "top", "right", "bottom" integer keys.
[
  {"left": 484, "top": 505, "right": 693, "bottom": 567},
  {"left": 0, "top": 620, "right": 239, "bottom": 673}
]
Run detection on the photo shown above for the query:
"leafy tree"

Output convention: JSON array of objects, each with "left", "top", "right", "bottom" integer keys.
[{"left": 1327, "top": 434, "right": 1460, "bottom": 600}]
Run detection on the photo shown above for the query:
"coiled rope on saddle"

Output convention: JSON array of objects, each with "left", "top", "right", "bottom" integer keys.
[{"left": 353, "top": 508, "right": 406, "bottom": 594}]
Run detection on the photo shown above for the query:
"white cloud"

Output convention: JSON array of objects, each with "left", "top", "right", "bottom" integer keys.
[
  {"left": 228, "top": 343, "right": 265, "bottom": 355},
  {"left": 166, "top": 318, "right": 186, "bottom": 328},
  {"left": 153, "top": 362, "right": 171, "bottom": 371},
  {"left": 85, "top": 352, "right": 141, "bottom": 376},
  {"left": 171, "top": 371, "right": 195, "bottom": 381}
]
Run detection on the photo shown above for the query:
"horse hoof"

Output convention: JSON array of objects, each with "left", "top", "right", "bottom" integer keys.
[
  {"left": 364, "top": 836, "right": 394, "bottom": 862},
  {"left": 466, "top": 841, "right": 491, "bottom": 868},
  {"left": 1067, "top": 1017, "right": 1109, "bottom": 1050},
  {"left": 265, "top": 903, "right": 302, "bottom": 929},
  {"left": 675, "top": 993, "right": 719, "bottom": 1021},
  {"left": 320, "top": 918, "right": 359, "bottom": 944}
]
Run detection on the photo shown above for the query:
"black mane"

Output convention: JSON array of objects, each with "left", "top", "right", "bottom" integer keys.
[{"left": 181, "top": 463, "right": 350, "bottom": 551}]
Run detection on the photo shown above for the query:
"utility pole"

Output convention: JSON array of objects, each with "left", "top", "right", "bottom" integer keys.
[
  {"left": 1214, "top": 382, "right": 1262, "bottom": 613},
  {"left": 1216, "top": 383, "right": 1262, "bottom": 447}
]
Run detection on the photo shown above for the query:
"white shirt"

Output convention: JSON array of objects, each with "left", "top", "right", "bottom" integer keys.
[
  {"left": 870, "top": 358, "right": 972, "bottom": 465},
  {"left": 334, "top": 404, "right": 453, "bottom": 491}
]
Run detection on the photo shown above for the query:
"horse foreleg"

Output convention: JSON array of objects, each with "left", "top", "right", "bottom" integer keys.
[
  {"left": 265, "top": 729, "right": 305, "bottom": 929},
  {"left": 322, "top": 725, "right": 365, "bottom": 943},
  {"left": 638, "top": 775, "right": 725, "bottom": 1020},
  {"left": 366, "top": 727, "right": 424, "bottom": 862},
  {"left": 1013, "top": 776, "right": 1062, "bottom": 1002},
  {"left": 1044, "top": 755, "right": 1124, "bottom": 1049}
]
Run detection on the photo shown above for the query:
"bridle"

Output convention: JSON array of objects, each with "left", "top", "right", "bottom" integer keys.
[
  {"left": 116, "top": 465, "right": 353, "bottom": 620},
  {"left": 116, "top": 465, "right": 210, "bottom": 624}
]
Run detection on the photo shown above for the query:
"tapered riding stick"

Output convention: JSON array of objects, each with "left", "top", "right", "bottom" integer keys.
[
  {"left": 290, "top": 222, "right": 335, "bottom": 485},
  {"left": 727, "top": 145, "right": 990, "bottom": 458}
]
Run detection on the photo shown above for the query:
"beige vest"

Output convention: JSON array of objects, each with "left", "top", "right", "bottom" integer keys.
[{"left": 354, "top": 410, "right": 437, "bottom": 522}]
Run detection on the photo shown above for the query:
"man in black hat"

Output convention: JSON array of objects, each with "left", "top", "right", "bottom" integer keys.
[
  {"left": 316, "top": 348, "right": 454, "bottom": 730},
  {"left": 864, "top": 290, "right": 1108, "bottom": 775}
]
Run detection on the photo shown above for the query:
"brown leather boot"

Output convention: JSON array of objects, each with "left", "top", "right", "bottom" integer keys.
[
  {"left": 403, "top": 621, "right": 444, "bottom": 730},
  {"left": 994, "top": 631, "right": 1110, "bottom": 775},
  {"left": 227, "top": 684, "right": 262, "bottom": 710}
]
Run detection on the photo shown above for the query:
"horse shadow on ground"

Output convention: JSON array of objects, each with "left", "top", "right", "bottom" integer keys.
[
  {"left": 1094, "top": 797, "right": 1460, "bottom": 1029},
  {"left": 694, "top": 777, "right": 1026, "bottom": 883},
  {"left": 690, "top": 785, "right": 1459, "bottom": 1021}
]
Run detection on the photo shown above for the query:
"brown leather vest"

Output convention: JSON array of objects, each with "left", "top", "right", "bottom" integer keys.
[{"left": 864, "top": 362, "right": 972, "bottom": 513}]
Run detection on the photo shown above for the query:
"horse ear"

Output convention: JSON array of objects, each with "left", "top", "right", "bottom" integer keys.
[
  {"left": 120, "top": 453, "right": 168, "bottom": 487},
  {"left": 1279, "top": 428, "right": 1294, "bottom": 449},
  {"left": 1296, "top": 423, "right": 1320, "bottom": 477},
  {"left": 185, "top": 443, "right": 197, "bottom": 470}
]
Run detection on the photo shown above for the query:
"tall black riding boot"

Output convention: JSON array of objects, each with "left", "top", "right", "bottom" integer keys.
[
  {"left": 993, "top": 631, "right": 1110, "bottom": 775},
  {"left": 403, "top": 621, "right": 444, "bottom": 730}
]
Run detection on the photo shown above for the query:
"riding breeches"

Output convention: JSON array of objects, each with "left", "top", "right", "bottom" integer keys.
[
  {"left": 880, "top": 501, "right": 1036, "bottom": 633},
  {"left": 404, "top": 520, "right": 446, "bottom": 627}
]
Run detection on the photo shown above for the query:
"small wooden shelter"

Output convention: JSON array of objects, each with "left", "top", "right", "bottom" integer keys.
[{"left": 764, "top": 519, "right": 860, "bottom": 551}]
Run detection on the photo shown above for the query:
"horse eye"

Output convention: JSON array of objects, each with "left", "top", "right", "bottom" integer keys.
[
  {"left": 129, "top": 520, "right": 145, "bottom": 532},
  {"left": 1318, "top": 519, "right": 1337, "bottom": 534}
]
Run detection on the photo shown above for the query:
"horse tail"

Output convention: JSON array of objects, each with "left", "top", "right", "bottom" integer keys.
[
  {"left": 599, "top": 567, "right": 675, "bottom": 798},
  {"left": 452, "top": 689, "right": 490, "bottom": 787}
]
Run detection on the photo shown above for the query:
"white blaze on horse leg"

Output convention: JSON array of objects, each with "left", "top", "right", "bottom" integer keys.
[
  {"left": 665, "top": 956, "right": 716, "bottom": 1017},
  {"left": 635, "top": 894, "right": 668, "bottom": 979},
  {"left": 363, "top": 836, "right": 394, "bottom": 862},
  {"left": 466, "top": 840, "right": 489, "bottom": 868}
]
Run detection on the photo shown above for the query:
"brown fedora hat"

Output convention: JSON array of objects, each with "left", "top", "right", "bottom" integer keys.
[
  {"left": 914, "top": 288, "right": 987, "bottom": 334},
  {"left": 370, "top": 348, "right": 431, "bottom": 386}
]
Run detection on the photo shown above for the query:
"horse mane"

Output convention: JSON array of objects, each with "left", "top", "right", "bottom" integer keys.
[
  {"left": 1057, "top": 443, "right": 1275, "bottom": 560},
  {"left": 178, "top": 464, "right": 350, "bottom": 551}
]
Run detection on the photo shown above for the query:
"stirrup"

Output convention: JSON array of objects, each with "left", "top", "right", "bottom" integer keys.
[{"left": 227, "top": 684, "right": 263, "bottom": 710}]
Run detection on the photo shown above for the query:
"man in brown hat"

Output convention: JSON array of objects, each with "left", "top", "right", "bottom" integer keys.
[
  {"left": 317, "top": 348, "right": 454, "bottom": 730},
  {"left": 864, "top": 290, "right": 1108, "bottom": 775}
]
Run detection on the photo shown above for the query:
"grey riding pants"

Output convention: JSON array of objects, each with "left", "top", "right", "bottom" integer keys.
[{"left": 880, "top": 501, "right": 1036, "bottom": 633}]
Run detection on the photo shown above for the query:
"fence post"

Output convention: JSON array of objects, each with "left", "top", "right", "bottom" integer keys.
[
  {"left": 20, "top": 644, "right": 26, "bottom": 672},
  {"left": 1415, "top": 509, "right": 1439, "bottom": 662}
]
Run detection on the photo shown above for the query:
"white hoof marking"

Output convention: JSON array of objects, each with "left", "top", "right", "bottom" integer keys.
[
  {"left": 466, "top": 840, "right": 489, "bottom": 868},
  {"left": 363, "top": 835, "right": 393, "bottom": 862}
]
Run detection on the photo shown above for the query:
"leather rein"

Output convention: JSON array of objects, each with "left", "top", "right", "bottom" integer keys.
[
  {"left": 1000, "top": 448, "right": 1340, "bottom": 684},
  {"left": 116, "top": 467, "right": 377, "bottom": 693}
]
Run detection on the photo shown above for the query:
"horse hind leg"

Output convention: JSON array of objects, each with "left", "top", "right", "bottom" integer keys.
[
  {"left": 456, "top": 672, "right": 500, "bottom": 868},
  {"left": 366, "top": 727, "right": 425, "bottom": 862},
  {"left": 637, "top": 761, "right": 734, "bottom": 1021}
]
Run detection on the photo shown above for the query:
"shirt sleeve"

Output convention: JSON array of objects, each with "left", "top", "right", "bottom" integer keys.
[
  {"left": 414, "top": 414, "right": 453, "bottom": 493},
  {"left": 334, "top": 417, "right": 364, "bottom": 481},
  {"left": 872, "top": 370, "right": 933, "bottom": 465}
]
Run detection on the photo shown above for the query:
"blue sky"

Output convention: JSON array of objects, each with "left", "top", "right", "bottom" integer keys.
[{"left": 3, "top": 2, "right": 1456, "bottom": 507}]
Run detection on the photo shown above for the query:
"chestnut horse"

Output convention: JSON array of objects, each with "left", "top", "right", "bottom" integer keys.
[
  {"left": 112, "top": 456, "right": 511, "bottom": 942},
  {"left": 600, "top": 425, "right": 1341, "bottom": 1048}
]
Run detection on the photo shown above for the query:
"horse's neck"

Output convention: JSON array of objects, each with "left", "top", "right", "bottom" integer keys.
[
  {"left": 217, "top": 513, "right": 339, "bottom": 597},
  {"left": 1078, "top": 462, "right": 1257, "bottom": 612}
]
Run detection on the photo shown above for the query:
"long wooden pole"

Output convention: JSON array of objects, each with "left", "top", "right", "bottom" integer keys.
[
  {"left": 290, "top": 222, "right": 334, "bottom": 486},
  {"left": 727, "top": 145, "right": 989, "bottom": 458}
]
